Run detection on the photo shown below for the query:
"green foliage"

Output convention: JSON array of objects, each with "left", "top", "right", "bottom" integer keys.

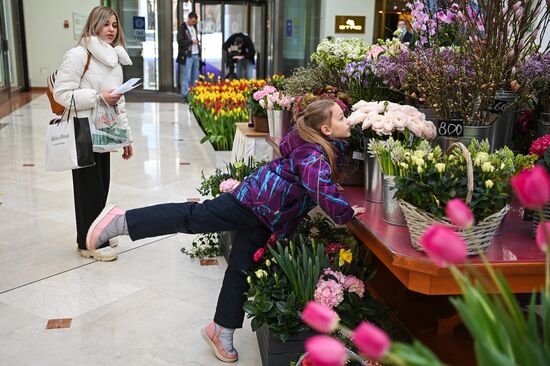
[
  {"left": 180, "top": 232, "right": 222, "bottom": 259},
  {"left": 449, "top": 265, "right": 550, "bottom": 365},
  {"left": 283, "top": 64, "right": 341, "bottom": 98},
  {"left": 269, "top": 239, "right": 331, "bottom": 304},
  {"left": 196, "top": 157, "right": 267, "bottom": 198},
  {"left": 395, "top": 139, "right": 536, "bottom": 222}
]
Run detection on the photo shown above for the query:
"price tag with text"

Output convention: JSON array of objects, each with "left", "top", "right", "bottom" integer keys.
[
  {"left": 437, "top": 120, "right": 464, "bottom": 137},
  {"left": 352, "top": 151, "right": 364, "bottom": 161},
  {"left": 489, "top": 99, "right": 510, "bottom": 114}
]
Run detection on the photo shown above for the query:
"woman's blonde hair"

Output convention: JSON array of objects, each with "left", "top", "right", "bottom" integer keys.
[
  {"left": 295, "top": 99, "right": 342, "bottom": 181},
  {"left": 78, "top": 6, "right": 126, "bottom": 47}
]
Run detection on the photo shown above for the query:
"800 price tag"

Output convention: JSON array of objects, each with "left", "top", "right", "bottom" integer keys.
[{"left": 437, "top": 120, "right": 464, "bottom": 137}]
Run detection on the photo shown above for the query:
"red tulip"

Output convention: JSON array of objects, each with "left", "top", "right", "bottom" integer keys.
[
  {"left": 419, "top": 225, "right": 467, "bottom": 267},
  {"left": 305, "top": 335, "right": 347, "bottom": 366},
  {"left": 301, "top": 301, "right": 340, "bottom": 333},
  {"left": 536, "top": 221, "right": 550, "bottom": 252},
  {"left": 511, "top": 166, "right": 550, "bottom": 209},
  {"left": 446, "top": 198, "right": 475, "bottom": 229},
  {"left": 352, "top": 322, "right": 390, "bottom": 360}
]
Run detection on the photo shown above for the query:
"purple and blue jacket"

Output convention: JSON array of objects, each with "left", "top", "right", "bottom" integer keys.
[{"left": 232, "top": 129, "right": 354, "bottom": 239}]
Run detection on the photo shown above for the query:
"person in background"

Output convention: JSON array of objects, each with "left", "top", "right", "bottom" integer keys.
[
  {"left": 396, "top": 19, "right": 412, "bottom": 43},
  {"left": 177, "top": 11, "right": 201, "bottom": 103},
  {"left": 53, "top": 6, "right": 134, "bottom": 262},
  {"left": 223, "top": 32, "right": 255, "bottom": 80}
]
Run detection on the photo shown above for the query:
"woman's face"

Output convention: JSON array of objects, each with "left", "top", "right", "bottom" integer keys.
[
  {"left": 99, "top": 14, "right": 118, "bottom": 44},
  {"left": 325, "top": 104, "right": 351, "bottom": 139}
]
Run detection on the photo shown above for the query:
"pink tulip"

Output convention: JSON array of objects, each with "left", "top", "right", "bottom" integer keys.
[
  {"left": 536, "top": 221, "right": 550, "bottom": 252},
  {"left": 305, "top": 335, "right": 347, "bottom": 366},
  {"left": 419, "top": 225, "right": 467, "bottom": 267},
  {"left": 445, "top": 198, "right": 474, "bottom": 229},
  {"left": 511, "top": 166, "right": 550, "bottom": 210},
  {"left": 352, "top": 322, "right": 391, "bottom": 360},
  {"left": 301, "top": 301, "right": 340, "bottom": 333}
]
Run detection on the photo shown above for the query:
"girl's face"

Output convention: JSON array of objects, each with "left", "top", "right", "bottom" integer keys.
[
  {"left": 321, "top": 104, "right": 351, "bottom": 139},
  {"left": 99, "top": 15, "right": 118, "bottom": 44}
]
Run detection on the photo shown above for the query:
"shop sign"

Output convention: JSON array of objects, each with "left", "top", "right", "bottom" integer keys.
[{"left": 335, "top": 16, "right": 366, "bottom": 34}]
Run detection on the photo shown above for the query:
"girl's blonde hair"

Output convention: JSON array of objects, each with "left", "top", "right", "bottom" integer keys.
[
  {"left": 78, "top": 6, "right": 126, "bottom": 47},
  {"left": 295, "top": 99, "right": 342, "bottom": 181}
]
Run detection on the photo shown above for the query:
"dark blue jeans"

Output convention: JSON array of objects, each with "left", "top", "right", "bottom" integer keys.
[{"left": 125, "top": 193, "right": 271, "bottom": 328}]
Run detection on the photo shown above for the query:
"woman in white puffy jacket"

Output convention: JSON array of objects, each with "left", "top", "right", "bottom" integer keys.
[{"left": 53, "top": 6, "right": 133, "bottom": 262}]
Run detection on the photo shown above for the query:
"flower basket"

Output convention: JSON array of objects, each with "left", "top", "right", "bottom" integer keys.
[
  {"left": 532, "top": 202, "right": 550, "bottom": 238},
  {"left": 398, "top": 142, "right": 510, "bottom": 255}
]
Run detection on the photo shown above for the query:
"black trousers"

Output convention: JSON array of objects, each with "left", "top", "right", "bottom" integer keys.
[
  {"left": 126, "top": 193, "right": 271, "bottom": 329},
  {"left": 72, "top": 152, "right": 110, "bottom": 250}
]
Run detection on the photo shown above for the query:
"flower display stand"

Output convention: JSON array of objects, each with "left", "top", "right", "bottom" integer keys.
[
  {"left": 230, "top": 123, "right": 273, "bottom": 162},
  {"left": 256, "top": 324, "right": 314, "bottom": 366}
]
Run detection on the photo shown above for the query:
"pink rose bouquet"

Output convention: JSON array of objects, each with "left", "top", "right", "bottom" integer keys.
[{"left": 219, "top": 178, "right": 240, "bottom": 193}]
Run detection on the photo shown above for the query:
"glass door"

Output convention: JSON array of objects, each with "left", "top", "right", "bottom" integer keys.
[
  {"left": 3, "top": 0, "right": 23, "bottom": 92},
  {"left": 119, "top": 0, "right": 158, "bottom": 90},
  {"left": 198, "top": 2, "right": 223, "bottom": 80}
]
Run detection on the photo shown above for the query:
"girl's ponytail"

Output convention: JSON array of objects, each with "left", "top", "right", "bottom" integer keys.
[{"left": 295, "top": 99, "right": 341, "bottom": 182}]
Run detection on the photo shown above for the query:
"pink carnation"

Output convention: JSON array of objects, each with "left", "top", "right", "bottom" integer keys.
[
  {"left": 264, "top": 85, "right": 277, "bottom": 94},
  {"left": 314, "top": 279, "right": 344, "bottom": 309},
  {"left": 253, "top": 89, "right": 269, "bottom": 101},
  {"left": 529, "top": 134, "right": 550, "bottom": 157},
  {"left": 343, "top": 275, "right": 365, "bottom": 298},
  {"left": 219, "top": 178, "right": 240, "bottom": 193}
]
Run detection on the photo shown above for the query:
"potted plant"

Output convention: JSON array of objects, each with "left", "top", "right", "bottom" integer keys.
[
  {"left": 244, "top": 214, "right": 392, "bottom": 366},
  {"left": 394, "top": 139, "right": 537, "bottom": 253},
  {"left": 248, "top": 85, "right": 276, "bottom": 132}
]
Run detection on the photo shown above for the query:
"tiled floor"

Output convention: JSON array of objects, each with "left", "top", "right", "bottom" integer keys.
[{"left": 0, "top": 95, "right": 260, "bottom": 365}]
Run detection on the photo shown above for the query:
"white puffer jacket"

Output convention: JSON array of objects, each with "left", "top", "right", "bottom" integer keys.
[{"left": 53, "top": 36, "right": 133, "bottom": 143}]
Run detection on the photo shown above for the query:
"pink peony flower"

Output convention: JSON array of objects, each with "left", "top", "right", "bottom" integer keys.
[
  {"left": 253, "top": 247, "right": 265, "bottom": 262},
  {"left": 219, "top": 178, "right": 240, "bottom": 193},
  {"left": 253, "top": 89, "right": 269, "bottom": 101},
  {"left": 264, "top": 85, "right": 277, "bottom": 94},
  {"left": 314, "top": 279, "right": 344, "bottom": 309},
  {"left": 352, "top": 322, "right": 391, "bottom": 360},
  {"left": 419, "top": 224, "right": 467, "bottom": 267},
  {"left": 305, "top": 335, "right": 347, "bottom": 366},
  {"left": 301, "top": 301, "right": 340, "bottom": 333},
  {"left": 343, "top": 275, "right": 365, "bottom": 298},
  {"left": 536, "top": 221, "right": 550, "bottom": 252},
  {"left": 511, "top": 166, "right": 550, "bottom": 210},
  {"left": 445, "top": 198, "right": 474, "bottom": 229}
]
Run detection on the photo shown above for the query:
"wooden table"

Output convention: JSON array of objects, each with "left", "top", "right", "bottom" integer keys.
[
  {"left": 343, "top": 186, "right": 545, "bottom": 296},
  {"left": 343, "top": 186, "right": 545, "bottom": 364},
  {"left": 230, "top": 123, "right": 273, "bottom": 162}
]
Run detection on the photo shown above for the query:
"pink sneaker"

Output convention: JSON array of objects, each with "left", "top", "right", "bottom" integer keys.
[
  {"left": 201, "top": 322, "right": 238, "bottom": 363},
  {"left": 86, "top": 204, "right": 126, "bottom": 251}
]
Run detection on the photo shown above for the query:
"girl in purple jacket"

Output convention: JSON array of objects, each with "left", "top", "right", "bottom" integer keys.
[{"left": 85, "top": 99, "right": 366, "bottom": 362}]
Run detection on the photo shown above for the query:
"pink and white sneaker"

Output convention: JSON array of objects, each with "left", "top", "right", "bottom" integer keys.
[
  {"left": 201, "top": 322, "right": 239, "bottom": 363},
  {"left": 86, "top": 204, "right": 126, "bottom": 251}
]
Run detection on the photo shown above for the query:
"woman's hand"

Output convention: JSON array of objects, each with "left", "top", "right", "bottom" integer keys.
[
  {"left": 100, "top": 89, "right": 122, "bottom": 106},
  {"left": 122, "top": 144, "right": 133, "bottom": 160},
  {"left": 352, "top": 205, "right": 366, "bottom": 217}
]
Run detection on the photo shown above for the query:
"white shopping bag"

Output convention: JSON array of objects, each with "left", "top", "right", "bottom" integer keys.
[{"left": 45, "top": 96, "right": 94, "bottom": 171}]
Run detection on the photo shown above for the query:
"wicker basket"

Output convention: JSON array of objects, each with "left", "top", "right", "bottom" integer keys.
[
  {"left": 532, "top": 202, "right": 550, "bottom": 237},
  {"left": 398, "top": 142, "right": 510, "bottom": 255}
]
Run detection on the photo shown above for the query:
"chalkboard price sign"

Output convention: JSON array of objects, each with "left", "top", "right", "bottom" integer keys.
[
  {"left": 489, "top": 99, "right": 510, "bottom": 114},
  {"left": 437, "top": 120, "right": 464, "bottom": 137}
]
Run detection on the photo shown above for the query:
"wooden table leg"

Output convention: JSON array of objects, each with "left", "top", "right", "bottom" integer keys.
[{"left": 437, "top": 313, "right": 462, "bottom": 335}]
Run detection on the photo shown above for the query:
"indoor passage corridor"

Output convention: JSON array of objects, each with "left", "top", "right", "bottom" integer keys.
[{"left": 0, "top": 94, "right": 261, "bottom": 365}]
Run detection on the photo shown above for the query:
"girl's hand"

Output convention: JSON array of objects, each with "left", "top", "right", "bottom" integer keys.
[
  {"left": 122, "top": 144, "right": 133, "bottom": 160},
  {"left": 100, "top": 89, "right": 122, "bottom": 106},
  {"left": 352, "top": 205, "right": 366, "bottom": 217}
]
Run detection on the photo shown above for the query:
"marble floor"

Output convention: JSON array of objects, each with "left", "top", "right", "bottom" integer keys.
[{"left": 0, "top": 95, "right": 261, "bottom": 365}]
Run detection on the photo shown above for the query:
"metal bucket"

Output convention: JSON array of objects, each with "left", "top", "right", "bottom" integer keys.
[
  {"left": 364, "top": 150, "right": 383, "bottom": 203},
  {"left": 488, "top": 111, "right": 516, "bottom": 152},
  {"left": 382, "top": 174, "right": 407, "bottom": 226},
  {"left": 459, "top": 125, "right": 492, "bottom": 147}
]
